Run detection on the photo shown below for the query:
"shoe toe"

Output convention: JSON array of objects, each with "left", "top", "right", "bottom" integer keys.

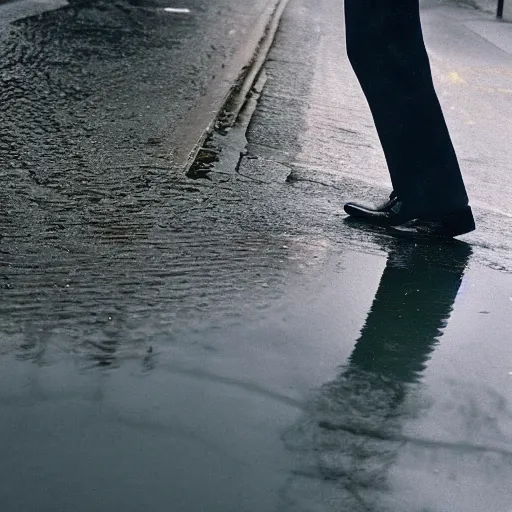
[
  {"left": 343, "top": 202, "right": 389, "bottom": 221},
  {"left": 343, "top": 202, "right": 365, "bottom": 216}
]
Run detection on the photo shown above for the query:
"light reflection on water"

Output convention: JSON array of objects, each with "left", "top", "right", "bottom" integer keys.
[{"left": 163, "top": 7, "right": 191, "bottom": 14}]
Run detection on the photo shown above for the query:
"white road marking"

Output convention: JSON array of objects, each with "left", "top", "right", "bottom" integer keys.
[{"left": 164, "top": 7, "right": 191, "bottom": 14}]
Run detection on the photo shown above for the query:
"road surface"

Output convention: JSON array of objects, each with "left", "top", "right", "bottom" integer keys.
[{"left": 1, "top": 0, "right": 511, "bottom": 511}]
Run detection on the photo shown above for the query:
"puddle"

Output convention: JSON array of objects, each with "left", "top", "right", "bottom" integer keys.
[{"left": 1, "top": 237, "right": 511, "bottom": 511}]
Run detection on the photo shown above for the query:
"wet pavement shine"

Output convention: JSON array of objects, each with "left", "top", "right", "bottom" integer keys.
[
  {"left": 1, "top": 238, "right": 512, "bottom": 511},
  {"left": 1, "top": 0, "right": 512, "bottom": 511}
]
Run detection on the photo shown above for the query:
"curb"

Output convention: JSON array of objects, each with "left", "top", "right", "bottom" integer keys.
[{"left": 174, "top": 0, "right": 290, "bottom": 176}]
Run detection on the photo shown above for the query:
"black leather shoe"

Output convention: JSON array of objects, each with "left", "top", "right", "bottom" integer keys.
[
  {"left": 387, "top": 206, "right": 476, "bottom": 240},
  {"left": 344, "top": 196, "right": 421, "bottom": 227},
  {"left": 345, "top": 195, "right": 476, "bottom": 239},
  {"left": 344, "top": 194, "right": 399, "bottom": 223}
]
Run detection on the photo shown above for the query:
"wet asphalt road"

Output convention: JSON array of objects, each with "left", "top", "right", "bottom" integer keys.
[{"left": 1, "top": 0, "right": 512, "bottom": 511}]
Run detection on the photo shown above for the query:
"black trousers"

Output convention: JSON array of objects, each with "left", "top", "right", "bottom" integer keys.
[{"left": 344, "top": 0, "right": 469, "bottom": 213}]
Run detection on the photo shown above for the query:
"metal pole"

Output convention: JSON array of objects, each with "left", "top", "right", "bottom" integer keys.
[{"left": 497, "top": 0, "right": 504, "bottom": 18}]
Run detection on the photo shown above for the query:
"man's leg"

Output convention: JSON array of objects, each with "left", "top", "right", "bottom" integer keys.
[{"left": 344, "top": 0, "right": 470, "bottom": 218}]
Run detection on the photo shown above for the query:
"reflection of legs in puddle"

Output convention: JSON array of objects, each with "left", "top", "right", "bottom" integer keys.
[
  {"left": 280, "top": 242, "right": 472, "bottom": 509},
  {"left": 347, "top": 241, "right": 472, "bottom": 384}
]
